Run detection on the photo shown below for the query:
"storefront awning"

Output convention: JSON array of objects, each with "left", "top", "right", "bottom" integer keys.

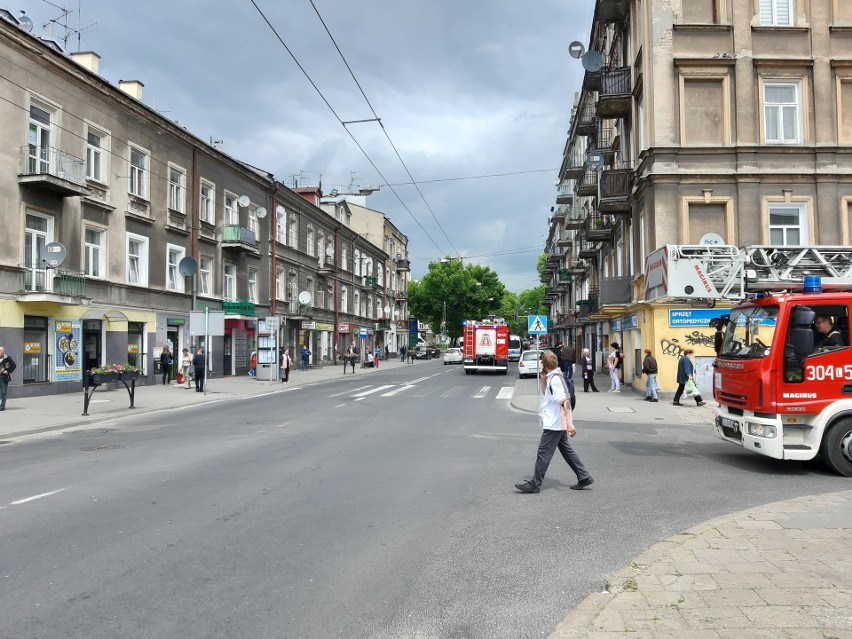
[{"left": 80, "top": 308, "right": 129, "bottom": 322}]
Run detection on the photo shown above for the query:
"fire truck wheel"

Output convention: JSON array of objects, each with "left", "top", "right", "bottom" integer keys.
[{"left": 820, "top": 420, "right": 852, "bottom": 477}]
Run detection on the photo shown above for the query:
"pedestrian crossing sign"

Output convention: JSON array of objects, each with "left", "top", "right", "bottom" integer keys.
[{"left": 528, "top": 315, "right": 547, "bottom": 335}]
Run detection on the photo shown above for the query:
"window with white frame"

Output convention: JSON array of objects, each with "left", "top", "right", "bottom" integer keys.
[
  {"left": 248, "top": 208, "right": 257, "bottom": 235},
  {"left": 248, "top": 269, "right": 258, "bottom": 303},
  {"left": 224, "top": 193, "right": 238, "bottom": 225},
  {"left": 84, "top": 227, "right": 105, "bottom": 278},
  {"left": 764, "top": 81, "right": 801, "bottom": 144},
  {"left": 306, "top": 277, "right": 314, "bottom": 306},
  {"left": 354, "top": 249, "right": 362, "bottom": 276},
  {"left": 759, "top": 0, "right": 793, "bottom": 26},
  {"left": 200, "top": 256, "right": 212, "bottom": 295},
  {"left": 288, "top": 280, "right": 297, "bottom": 304},
  {"left": 326, "top": 239, "right": 334, "bottom": 265},
  {"left": 276, "top": 215, "right": 285, "bottom": 243},
  {"left": 223, "top": 263, "right": 236, "bottom": 300},
  {"left": 276, "top": 268, "right": 285, "bottom": 300},
  {"left": 327, "top": 282, "right": 334, "bottom": 310},
  {"left": 307, "top": 225, "right": 315, "bottom": 256},
  {"left": 126, "top": 233, "right": 149, "bottom": 286},
  {"left": 367, "top": 295, "right": 373, "bottom": 319},
  {"left": 317, "top": 232, "right": 324, "bottom": 266},
  {"left": 168, "top": 165, "right": 186, "bottom": 212},
  {"left": 166, "top": 244, "right": 185, "bottom": 292},
  {"left": 129, "top": 146, "right": 149, "bottom": 198},
  {"left": 340, "top": 285, "right": 348, "bottom": 313},
  {"left": 341, "top": 244, "right": 348, "bottom": 270},
  {"left": 27, "top": 101, "right": 53, "bottom": 174},
  {"left": 288, "top": 213, "right": 297, "bottom": 247},
  {"left": 768, "top": 203, "right": 808, "bottom": 245},
  {"left": 354, "top": 289, "right": 361, "bottom": 316},
  {"left": 86, "top": 127, "right": 108, "bottom": 182},
  {"left": 200, "top": 180, "right": 215, "bottom": 223}
]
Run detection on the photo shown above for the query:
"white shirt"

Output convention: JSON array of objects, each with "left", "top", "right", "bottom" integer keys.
[{"left": 539, "top": 370, "right": 568, "bottom": 431}]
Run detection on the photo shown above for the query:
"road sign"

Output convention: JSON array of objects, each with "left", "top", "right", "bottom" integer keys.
[
  {"left": 528, "top": 315, "right": 548, "bottom": 335},
  {"left": 568, "top": 41, "right": 585, "bottom": 59}
]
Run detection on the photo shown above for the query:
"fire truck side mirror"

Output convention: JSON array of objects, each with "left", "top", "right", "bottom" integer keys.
[
  {"left": 793, "top": 329, "right": 814, "bottom": 357},
  {"left": 794, "top": 308, "right": 815, "bottom": 327}
]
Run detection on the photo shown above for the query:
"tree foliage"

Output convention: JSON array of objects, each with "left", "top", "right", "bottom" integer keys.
[{"left": 407, "top": 260, "right": 505, "bottom": 341}]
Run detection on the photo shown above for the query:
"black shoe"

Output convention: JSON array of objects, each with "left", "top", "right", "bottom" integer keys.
[
  {"left": 673, "top": 401, "right": 683, "bottom": 406},
  {"left": 514, "top": 481, "right": 540, "bottom": 494},
  {"left": 570, "top": 477, "right": 594, "bottom": 490},
  {"left": 644, "top": 397, "right": 652, "bottom": 401},
  {"left": 650, "top": 398, "right": 658, "bottom": 402},
  {"left": 697, "top": 401, "right": 707, "bottom": 407}
]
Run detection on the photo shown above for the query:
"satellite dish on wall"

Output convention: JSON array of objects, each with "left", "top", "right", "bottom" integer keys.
[
  {"left": 255, "top": 207, "right": 267, "bottom": 219},
  {"left": 276, "top": 205, "right": 285, "bottom": 218},
  {"left": 325, "top": 246, "right": 334, "bottom": 258},
  {"left": 298, "top": 291, "right": 312, "bottom": 305},
  {"left": 581, "top": 50, "right": 604, "bottom": 72},
  {"left": 699, "top": 232, "right": 726, "bottom": 246},
  {"left": 330, "top": 189, "right": 339, "bottom": 196},
  {"left": 237, "top": 195, "right": 250, "bottom": 207},
  {"left": 18, "top": 11, "right": 34, "bottom": 32},
  {"left": 178, "top": 256, "right": 198, "bottom": 276},
  {"left": 39, "top": 241, "right": 67, "bottom": 268}
]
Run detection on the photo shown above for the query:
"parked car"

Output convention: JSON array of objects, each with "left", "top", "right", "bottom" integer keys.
[
  {"left": 415, "top": 345, "right": 429, "bottom": 359},
  {"left": 517, "top": 350, "right": 542, "bottom": 379},
  {"left": 443, "top": 347, "right": 463, "bottom": 365}
]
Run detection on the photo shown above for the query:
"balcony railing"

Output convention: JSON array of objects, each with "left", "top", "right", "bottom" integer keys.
[
  {"left": 600, "top": 276, "right": 633, "bottom": 306},
  {"left": 577, "top": 240, "right": 597, "bottom": 259},
  {"left": 575, "top": 98, "right": 597, "bottom": 135},
  {"left": 555, "top": 182, "right": 574, "bottom": 204},
  {"left": 589, "top": 124, "right": 616, "bottom": 162},
  {"left": 576, "top": 170, "right": 598, "bottom": 196},
  {"left": 18, "top": 146, "right": 89, "bottom": 196},
  {"left": 597, "top": 0, "right": 629, "bottom": 23},
  {"left": 577, "top": 293, "right": 599, "bottom": 320},
  {"left": 19, "top": 265, "right": 86, "bottom": 297},
  {"left": 221, "top": 225, "right": 258, "bottom": 250},
  {"left": 584, "top": 212, "right": 615, "bottom": 242},
  {"left": 599, "top": 166, "right": 634, "bottom": 213},
  {"left": 597, "top": 67, "right": 633, "bottom": 118}
]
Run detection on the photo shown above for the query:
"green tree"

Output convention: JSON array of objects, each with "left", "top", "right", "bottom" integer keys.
[
  {"left": 536, "top": 253, "right": 548, "bottom": 280},
  {"left": 498, "top": 286, "right": 547, "bottom": 337},
  {"left": 407, "top": 260, "right": 506, "bottom": 342}
]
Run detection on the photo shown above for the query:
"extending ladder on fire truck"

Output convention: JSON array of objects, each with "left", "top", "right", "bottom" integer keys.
[{"left": 645, "top": 245, "right": 852, "bottom": 302}]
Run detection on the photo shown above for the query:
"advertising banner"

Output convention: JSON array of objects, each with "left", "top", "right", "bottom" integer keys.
[{"left": 54, "top": 320, "right": 82, "bottom": 382}]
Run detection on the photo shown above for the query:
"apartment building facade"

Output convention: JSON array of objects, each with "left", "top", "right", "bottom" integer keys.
[
  {"left": 544, "top": 0, "right": 852, "bottom": 392},
  {"left": 0, "top": 11, "right": 409, "bottom": 396}
]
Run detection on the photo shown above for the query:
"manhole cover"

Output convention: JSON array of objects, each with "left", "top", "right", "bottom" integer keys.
[
  {"left": 607, "top": 407, "right": 636, "bottom": 413},
  {"left": 81, "top": 444, "right": 124, "bottom": 451}
]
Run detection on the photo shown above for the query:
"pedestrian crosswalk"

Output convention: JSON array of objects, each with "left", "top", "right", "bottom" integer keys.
[{"left": 328, "top": 383, "right": 515, "bottom": 401}]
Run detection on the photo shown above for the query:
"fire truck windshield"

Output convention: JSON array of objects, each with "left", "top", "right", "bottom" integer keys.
[{"left": 720, "top": 305, "right": 779, "bottom": 359}]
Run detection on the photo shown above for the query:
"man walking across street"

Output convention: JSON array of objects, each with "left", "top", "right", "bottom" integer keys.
[
  {"left": 0, "top": 346, "right": 17, "bottom": 412},
  {"left": 673, "top": 348, "right": 706, "bottom": 407},
  {"left": 515, "top": 351, "right": 593, "bottom": 494},
  {"left": 192, "top": 347, "right": 206, "bottom": 393},
  {"left": 642, "top": 347, "right": 659, "bottom": 402}
]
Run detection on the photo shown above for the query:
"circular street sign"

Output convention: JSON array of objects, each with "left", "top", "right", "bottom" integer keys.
[
  {"left": 568, "top": 41, "right": 585, "bottom": 59},
  {"left": 178, "top": 256, "right": 198, "bottom": 276},
  {"left": 586, "top": 152, "right": 605, "bottom": 171},
  {"left": 699, "top": 232, "right": 726, "bottom": 246},
  {"left": 581, "top": 50, "right": 604, "bottom": 73},
  {"left": 39, "top": 241, "right": 67, "bottom": 268}
]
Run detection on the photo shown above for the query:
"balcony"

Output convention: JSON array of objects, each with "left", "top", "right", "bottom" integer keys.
[
  {"left": 17, "top": 265, "right": 87, "bottom": 303},
  {"left": 599, "top": 167, "right": 633, "bottom": 213},
  {"left": 550, "top": 206, "right": 567, "bottom": 224},
  {"left": 317, "top": 259, "right": 335, "bottom": 276},
  {"left": 557, "top": 268, "right": 572, "bottom": 284},
  {"left": 18, "top": 146, "right": 90, "bottom": 197},
  {"left": 599, "top": 276, "right": 633, "bottom": 308},
  {"left": 556, "top": 230, "right": 573, "bottom": 248},
  {"left": 597, "top": 67, "right": 633, "bottom": 119},
  {"left": 577, "top": 293, "right": 599, "bottom": 321},
  {"left": 223, "top": 299, "right": 256, "bottom": 316},
  {"left": 597, "top": 0, "right": 629, "bottom": 23},
  {"left": 566, "top": 260, "right": 589, "bottom": 275},
  {"left": 584, "top": 212, "right": 615, "bottom": 242},
  {"left": 562, "top": 207, "right": 586, "bottom": 229},
  {"left": 555, "top": 183, "right": 574, "bottom": 204},
  {"left": 395, "top": 290, "right": 408, "bottom": 302},
  {"left": 577, "top": 240, "right": 597, "bottom": 260},
  {"left": 576, "top": 170, "right": 598, "bottom": 197},
  {"left": 546, "top": 248, "right": 565, "bottom": 265},
  {"left": 575, "top": 98, "right": 597, "bottom": 136},
  {"left": 395, "top": 256, "right": 410, "bottom": 272},
  {"left": 221, "top": 225, "right": 259, "bottom": 253},
  {"left": 589, "top": 124, "right": 616, "bottom": 164}
]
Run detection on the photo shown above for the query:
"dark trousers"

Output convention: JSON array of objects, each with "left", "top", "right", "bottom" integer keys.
[
  {"left": 280, "top": 367, "right": 290, "bottom": 382},
  {"left": 532, "top": 429, "right": 590, "bottom": 488},
  {"left": 343, "top": 358, "right": 355, "bottom": 374},
  {"left": 162, "top": 366, "right": 170, "bottom": 384},
  {"left": 195, "top": 374, "right": 205, "bottom": 392},
  {"left": 0, "top": 378, "right": 8, "bottom": 410},
  {"left": 582, "top": 371, "right": 599, "bottom": 392},
  {"left": 673, "top": 383, "right": 703, "bottom": 404}
]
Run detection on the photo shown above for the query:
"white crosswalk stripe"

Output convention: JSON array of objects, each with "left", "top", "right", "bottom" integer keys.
[
  {"left": 496, "top": 387, "right": 514, "bottom": 399},
  {"left": 439, "top": 386, "right": 465, "bottom": 399},
  {"left": 473, "top": 386, "right": 491, "bottom": 399},
  {"left": 331, "top": 383, "right": 514, "bottom": 402},
  {"left": 381, "top": 385, "right": 415, "bottom": 397},
  {"left": 351, "top": 385, "right": 395, "bottom": 398}
]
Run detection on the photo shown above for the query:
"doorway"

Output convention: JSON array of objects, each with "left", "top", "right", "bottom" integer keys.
[
  {"left": 82, "top": 319, "right": 102, "bottom": 373},
  {"left": 223, "top": 334, "right": 232, "bottom": 376}
]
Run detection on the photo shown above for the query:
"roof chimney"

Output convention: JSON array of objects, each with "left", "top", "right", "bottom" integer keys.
[
  {"left": 118, "top": 80, "right": 144, "bottom": 101},
  {"left": 70, "top": 51, "right": 100, "bottom": 75}
]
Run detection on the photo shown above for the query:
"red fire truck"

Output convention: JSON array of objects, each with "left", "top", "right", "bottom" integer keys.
[
  {"left": 645, "top": 245, "right": 852, "bottom": 475},
  {"left": 462, "top": 318, "right": 509, "bottom": 375}
]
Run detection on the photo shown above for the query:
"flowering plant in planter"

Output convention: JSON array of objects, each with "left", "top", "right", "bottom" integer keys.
[{"left": 89, "top": 363, "right": 140, "bottom": 375}]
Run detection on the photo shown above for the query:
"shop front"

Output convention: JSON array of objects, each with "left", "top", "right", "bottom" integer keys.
[{"left": 224, "top": 318, "right": 256, "bottom": 376}]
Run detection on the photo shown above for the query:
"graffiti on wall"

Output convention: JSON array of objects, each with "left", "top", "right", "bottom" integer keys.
[{"left": 660, "top": 331, "right": 714, "bottom": 358}]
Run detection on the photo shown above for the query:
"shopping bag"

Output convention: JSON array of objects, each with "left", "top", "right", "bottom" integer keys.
[
  {"left": 685, "top": 379, "right": 698, "bottom": 397},
  {"left": 176, "top": 372, "right": 184, "bottom": 384}
]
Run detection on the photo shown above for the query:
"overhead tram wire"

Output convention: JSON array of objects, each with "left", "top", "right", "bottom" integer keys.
[
  {"left": 386, "top": 168, "right": 560, "bottom": 187},
  {"left": 307, "top": 0, "right": 461, "bottom": 259},
  {"left": 247, "top": 0, "right": 447, "bottom": 256}
]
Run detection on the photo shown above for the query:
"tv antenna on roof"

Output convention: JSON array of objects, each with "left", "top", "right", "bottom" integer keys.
[{"left": 42, "top": 2, "right": 97, "bottom": 52}]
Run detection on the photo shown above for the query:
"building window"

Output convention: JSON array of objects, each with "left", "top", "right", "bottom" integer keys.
[
  {"left": 129, "top": 146, "right": 149, "bottom": 198},
  {"left": 288, "top": 213, "right": 297, "bottom": 247},
  {"left": 327, "top": 282, "right": 334, "bottom": 310},
  {"left": 276, "top": 268, "right": 285, "bottom": 300},
  {"left": 200, "top": 181, "right": 215, "bottom": 224},
  {"left": 224, "top": 193, "right": 238, "bottom": 225},
  {"left": 354, "top": 289, "right": 360, "bottom": 315},
  {"left": 248, "top": 208, "right": 258, "bottom": 237},
  {"left": 340, "top": 286, "right": 348, "bottom": 313},
  {"left": 341, "top": 244, "right": 348, "bottom": 271},
  {"left": 167, "top": 244, "right": 185, "bottom": 292},
  {"left": 24, "top": 212, "right": 53, "bottom": 292},
  {"left": 27, "top": 101, "right": 53, "bottom": 174},
  {"left": 84, "top": 227, "right": 105, "bottom": 278},
  {"left": 764, "top": 81, "right": 801, "bottom": 144},
  {"left": 354, "top": 249, "right": 362, "bottom": 276},
  {"left": 307, "top": 225, "right": 315, "bottom": 256},
  {"left": 768, "top": 203, "right": 808, "bottom": 245},
  {"left": 168, "top": 166, "right": 186, "bottom": 212},
  {"left": 200, "top": 256, "right": 212, "bottom": 296},
  {"left": 86, "top": 127, "right": 108, "bottom": 182},
  {"left": 223, "top": 263, "right": 236, "bottom": 300},
  {"left": 759, "top": 0, "right": 792, "bottom": 26},
  {"left": 126, "top": 233, "right": 149, "bottom": 286},
  {"left": 248, "top": 269, "right": 258, "bottom": 303}
]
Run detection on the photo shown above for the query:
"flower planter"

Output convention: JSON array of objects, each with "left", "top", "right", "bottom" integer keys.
[
  {"left": 119, "top": 371, "right": 139, "bottom": 382},
  {"left": 91, "top": 373, "right": 119, "bottom": 385}
]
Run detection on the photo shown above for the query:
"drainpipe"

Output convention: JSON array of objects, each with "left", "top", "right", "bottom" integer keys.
[
  {"left": 270, "top": 182, "right": 279, "bottom": 317},
  {"left": 334, "top": 224, "right": 340, "bottom": 360},
  {"left": 191, "top": 146, "right": 198, "bottom": 319}
]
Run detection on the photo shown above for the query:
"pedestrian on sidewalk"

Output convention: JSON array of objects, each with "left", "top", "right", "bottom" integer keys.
[
  {"left": 400, "top": 345, "right": 407, "bottom": 362},
  {"left": 300, "top": 345, "right": 311, "bottom": 371},
  {"left": 192, "top": 347, "right": 206, "bottom": 393},
  {"left": 673, "top": 348, "right": 706, "bottom": 407},
  {"left": 160, "top": 346, "right": 173, "bottom": 385},
  {"left": 515, "top": 351, "right": 593, "bottom": 494},
  {"left": 180, "top": 348, "right": 193, "bottom": 389},
  {"left": 560, "top": 341, "right": 576, "bottom": 379},
  {"left": 607, "top": 343, "right": 622, "bottom": 392},
  {"left": 343, "top": 345, "right": 357, "bottom": 374},
  {"left": 0, "top": 346, "right": 17, "bottom": 412},
  {"left": 279, "top": 348, "right": 291, "bottom": 383},
  {"left": 581, "top": 348, "right": 599, "bottom": 392},
  {"left": 642, "top": 348, "right": 659, "bottom": 402}
]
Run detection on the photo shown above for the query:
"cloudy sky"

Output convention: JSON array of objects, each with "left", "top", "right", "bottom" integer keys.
[{"left": 16, "top": 0, "right": 595, "bottom": 292}]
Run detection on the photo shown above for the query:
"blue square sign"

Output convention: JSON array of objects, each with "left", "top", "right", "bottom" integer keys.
[{"left": 528, "top": 315, "right": 547, "bottom": 335}]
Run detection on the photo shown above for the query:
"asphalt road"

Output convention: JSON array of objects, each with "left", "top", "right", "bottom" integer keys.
[{"left": 1, "top": 361, "right": 848, "bottom": 638}]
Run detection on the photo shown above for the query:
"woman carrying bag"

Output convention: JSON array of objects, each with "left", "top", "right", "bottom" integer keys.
[
  {"left": 673, "top": 349, "right": 706, "bottom": 407},
  {"left": 279, "top": 348, "right": 292, "bottom": 383},
  {"left": 181, "top": 348, "right": 193, "bottom": 389}
]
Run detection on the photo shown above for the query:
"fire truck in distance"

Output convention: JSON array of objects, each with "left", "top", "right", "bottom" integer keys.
[
  {"left": 645, "top": 244, "right": 852, "bottom": 475},
  {"left": 461, "top": 318, "right": 509, "bottom": 375}
]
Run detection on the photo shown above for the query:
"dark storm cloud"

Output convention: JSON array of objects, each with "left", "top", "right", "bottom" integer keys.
[{"left": 17, "top": 0, "right": 594, "bottom": 290}]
